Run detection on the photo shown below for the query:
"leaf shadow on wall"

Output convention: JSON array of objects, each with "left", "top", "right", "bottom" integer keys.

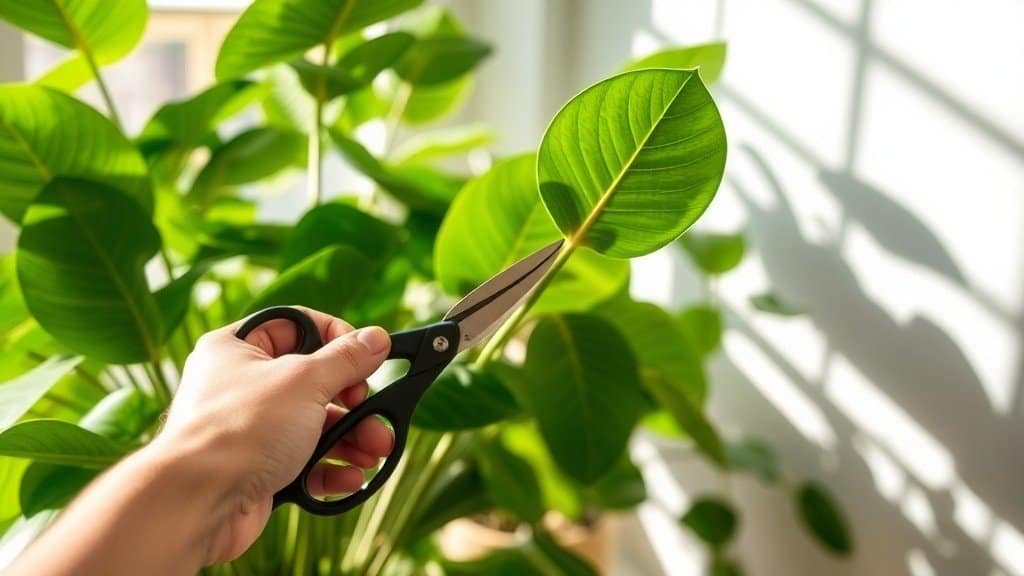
[{"left": 717, "top": 143, "right": 1024, "bottom": 576}]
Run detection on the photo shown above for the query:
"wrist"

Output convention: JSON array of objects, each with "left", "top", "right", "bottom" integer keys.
[{"left": 136, "top": 432, "right": 242, "bottom": 564}]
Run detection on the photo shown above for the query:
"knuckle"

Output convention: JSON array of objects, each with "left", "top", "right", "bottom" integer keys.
[{"left": 336, "top": 340, "right": 363, "bottom": 373}]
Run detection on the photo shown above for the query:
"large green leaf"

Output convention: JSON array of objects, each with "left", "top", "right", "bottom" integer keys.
[
  {"left": 190, "top": 126, "right": 306, "bottom": 208},
  {"left": 537, "top": 69, "right": 726, "bottom": 258},
  {"left": 0, "top": 356, "right": 82, "bottom": 431},
  {"left": 280, "top": 202, "right": 398, "bottom": 270},
  {"left": 435, "top": 153, "right": 628, "bottom": 315},
  {"left": 394, "top": 36, "right": 491, "bottom": 85},
  {"left": 215, "top": 0, "right": 423, "bottom": 79},
  {"left": 0, "top": 419, "right": 126, "bottom": 468},
  {"left": 246, "top": 245, "right": 375, "bottom": 317},
  {"left": 398, "top": 7, "right": 475, "bottom": 125},
  {"left": 522, "top": 314, "right": 646, "bottom": 484},
  {"left": 137, "top": 80, "right": 264, "bottom": 152},
  {"left": 0, "top": 458, "right": 29, "bottom": 526},
  {"left": 0, "top": 0, "right": 147, "bottom": 91},
  {"left": 796, "top": 482, "right": 853, "bottom": 555},
  {"left": 0, "top": 85, "right": 151, "bottom": 223},
  {"left": 588, "top": 456, "right": 646, "bottom": 510},
  {"left": 644, "top": 371, "right": 725, "bottom": 466},
  {"left": 623, "top": 42, "right": 728, "bottom": 84},
  {"left": 78, "top": 388, "right": 159, "bottom": 442},
  {"left": 291, "top": 32, "right": 414, "bottom": 101},
  {"left": 17, "top": 178, "right": 163, "bottom": 364},
  {"left": 680, "top": 497, "right": 737, "bottom": 548},
  {"left": 393, "top": 124, "right": 494, "bottom": 166},
  {"left": 678, "top": 304, "right": 723, "bottom": 359},
  {"left": 413, "top": 364, "right": 519, "bottom": 431},
  {"left": 680, "top": 232, "right": 745, "bottom": 275},
  {"left": 501, "top": 422, "right": 582, "bottom": 520},
  {"left": 331, "top": 131, "right": 462, "bottom": 214},
  {"left": 18, "top": 462, "right": 95, "bottom": 517},
  {"left": 596, "top": 296, "right": 706, "bottom": 402},
  {"left": 476, "top": 436, "right": 544, "bottom": 523}
]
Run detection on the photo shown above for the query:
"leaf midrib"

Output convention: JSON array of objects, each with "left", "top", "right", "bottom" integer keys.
[{"left": 569, "top": 72, "right": 695, "bottom": 248}]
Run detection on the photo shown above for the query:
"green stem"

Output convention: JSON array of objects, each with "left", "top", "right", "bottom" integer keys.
[
  {"left": 82, "top": 47, "right": 123, "bottom": 132},
  {"left": 383, "top": 82, "right": 412, "bottom": 157},
  {"left": 145, "top": 361, "right": 172, "bottom": 406},
  {"left": 475, "top": 240, "right": 576, "bottom": 367}
]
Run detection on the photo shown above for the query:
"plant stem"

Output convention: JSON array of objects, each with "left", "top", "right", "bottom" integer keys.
[
  {"left": 146, "top": 360, "right": 172, "bottom": 406},
  {"left": 383, "top": 82, "right": 412, "bottom": 158},
  {"left": 474, "top": 240, "right": 577, "bottom": 367},
  {"left": 82, "top": 47, "right": 123, "bottom": 132}
]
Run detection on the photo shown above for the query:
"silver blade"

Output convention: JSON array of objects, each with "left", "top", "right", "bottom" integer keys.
[{"left": 444, "top": 239, "right": 564, "bottom": 352}]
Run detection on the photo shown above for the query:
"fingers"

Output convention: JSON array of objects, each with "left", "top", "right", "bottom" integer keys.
[
  {"left": 300, "top": 326, "right": 390, "bottom": 403},
  {"left": 233, "top": 307, "right": 355, "bottom": 358},
  {"left": 306, "top": 463, "right": 364, "bottom": 498},
  {"left": 323, "top": 404, "right": 393, "bottom": 465}
]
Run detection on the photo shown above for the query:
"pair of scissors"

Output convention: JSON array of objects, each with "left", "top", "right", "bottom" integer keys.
[{"left": 234, "top": 239, "right": 564, "bottom": 515}]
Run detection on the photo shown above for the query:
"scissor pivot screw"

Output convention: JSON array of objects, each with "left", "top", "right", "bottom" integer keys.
[{"left": 433, "top": 336, "right": 449, "bottom": 352}]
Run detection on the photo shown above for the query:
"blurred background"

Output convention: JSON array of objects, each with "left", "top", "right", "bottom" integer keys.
[{"left": 1, "top": 1, "right": 1021, "bottom": 574}]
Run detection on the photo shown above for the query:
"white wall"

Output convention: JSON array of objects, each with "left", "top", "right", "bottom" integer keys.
[
  {"left": 0, "top": 22, "right": 21, "bottom": 253},
  {"left": 458, "top": 1, "right": 1024, "bottom": 574}
]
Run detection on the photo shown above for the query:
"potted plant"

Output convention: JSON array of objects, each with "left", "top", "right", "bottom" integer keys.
[{"left": 0, "top": 1, "right": 853, "bottom": 574}]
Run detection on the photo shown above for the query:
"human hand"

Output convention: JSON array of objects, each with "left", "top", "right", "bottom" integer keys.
[{"left": 155, "top": 307, "right": 393, "bottom": 563}]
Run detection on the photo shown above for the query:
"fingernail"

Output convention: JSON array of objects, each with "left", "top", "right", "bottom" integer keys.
[{"left": 356, "top": 326, "right": 389, "bottom": 355}]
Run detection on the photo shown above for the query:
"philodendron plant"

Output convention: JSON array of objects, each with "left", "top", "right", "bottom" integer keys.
[{"left": 0, "top": 1, "right": 852, "bottom": 574}]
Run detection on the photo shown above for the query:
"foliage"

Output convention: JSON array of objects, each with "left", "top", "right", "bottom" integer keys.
[{"left": 0, "top": 2, "right": 852, "bottom": 574}]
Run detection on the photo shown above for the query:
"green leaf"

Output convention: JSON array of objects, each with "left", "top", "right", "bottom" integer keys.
[
  {"left": 190, "top": 126, "right": 306, "bottom": 208},
  {"left": 796, "top": 482, "right": 853, "bottom": 555},
  {"left": 680, "top": 497, "right": 737, "bottom": 548},
  {"left": 154, "top": 263, "right": 212, "bottom": 339},
  {"left": 280, "top": 202, "right": 398, "bottom": 270},
  {"left": 711, "top": 556, "right": 744, "bottom": 576},
  {"left": 404, "top": 76, "right": 473, "bottom": 125},
  {"left": 624, "top": 42, "right": 728, "bottom": 84},
  {"left": 678, "top": 304, "right": 724, "bottom": 359},
  {"left": 17, "top": 178, "right": 163, "bottom": 364},
  {"left": 588, "top": 456, "right": 646, "bottom": 510},
  {"left": 0, "top": 419, "right": 126, "bottom": 468},
  {"left": 413, "top": 365, "right": 519, "bottom": 431},
  {"left": 501, "top": 422, "right": 582, "bottom": 519},
  {"left": 137, "top": 80, "right": 264, "bottom": 151},
  {"left": 0, "top": 458, "right": 29, "bottom": 525},
  {"left": 331, "top": 131, "right": 462, "bottom": 214},
  {"left": 537, "top": 69, "right": 727, "bottom": 258},
  {"left": 435, "top": 153, "right": 628, "bottom": 315},
  {"left": 528, "top": 530, "right": 599, "bottom": 576},
  {"left": 190, "top": 221, "right": 290, "bottom": 265},
  {"left": 0, "top": 356, "right": 82, "bottom": 431},
  {"left": 408, "top": 463, "right": 491, "bottom": 543},
  {"left": 393, "top": 124, "right": 495, "bottom": 165},
  {"left": 725, "top": 438, "right": 778, "bottom": 483},
  {"left": 522, "top": 314, "right": 646, "bottom": 484},
  {"left": 750, "top": 292, "right": 803, "bottom": 316},
  {"left": 0, "top": 0, "right": 147, "bottom": 91},
  {"left": 394, "top": 36, "right": 492, "bottom": 85},
  {"left": 0, "top": 85, "right": 151, "bottom": 223},
  {"left": 476, "top": 436, "right": 544, "bottom": 523},
  {"left": 246, "top": 245, "right": 375, "bottom": 317},
  {"left": 595, "top": 296, "right": 706, "bottom": 403},
  {"left": 79, "top": 388, "right": 159, "bottom": 442},
  {"left": 291, "top": 32, "right": 414, "bottom": 100},
  {"left": 644, "top": 371, "right": 725, "bottom": 466},
  {"left": 215, "top": 0, "right": 423, "bottom": 79},
  {"left": 18, "top": 462, "right": 96, "bottom": 517},
  {"left": 680, "top": 232, "right": 745, "bottom": 275}
]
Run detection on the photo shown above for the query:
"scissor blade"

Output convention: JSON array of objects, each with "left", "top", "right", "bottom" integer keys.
[{"left": 444, "top": 239, "right": 564, "bottom": 352}]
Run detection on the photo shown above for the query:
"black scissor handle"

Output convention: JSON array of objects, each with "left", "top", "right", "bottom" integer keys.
[{"left": 233, "top": 306, "right": 459, "bottom": 516}]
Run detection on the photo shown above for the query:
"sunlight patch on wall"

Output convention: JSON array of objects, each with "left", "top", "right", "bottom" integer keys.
[
  {"left": 844, "top": 223, "right": 1020, "bottom": 414},
  {"left": 723, "top": 332, "right": 836, "bottom": 449},
  {"left": 852, "top": 435, "right": 906, "bottom": 502},
  {"left": 906, "top": 548, "right": 936, "bottom": 576},
  {"left": 826, "top": 354, "right": 954, "bottom": 489},
  {"left": 992, "top": 521, "right": 1024, "bottom": 576},
  {"left": 951, "top": 481, "right": 992, "bottom": 542}
]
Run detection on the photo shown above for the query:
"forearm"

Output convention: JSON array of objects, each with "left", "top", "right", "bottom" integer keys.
[{"left": 7, "top": 435, "right": 237, "bottom": 576}]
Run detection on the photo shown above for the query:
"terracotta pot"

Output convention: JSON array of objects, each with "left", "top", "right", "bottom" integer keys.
[{"left": 439, "top": 513, "right": 616, "bottom": 573}]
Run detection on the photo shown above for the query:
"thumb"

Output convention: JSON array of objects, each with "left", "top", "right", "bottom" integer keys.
[{"left": 300, "top": 326, "right": 391, "bottom": 404}]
